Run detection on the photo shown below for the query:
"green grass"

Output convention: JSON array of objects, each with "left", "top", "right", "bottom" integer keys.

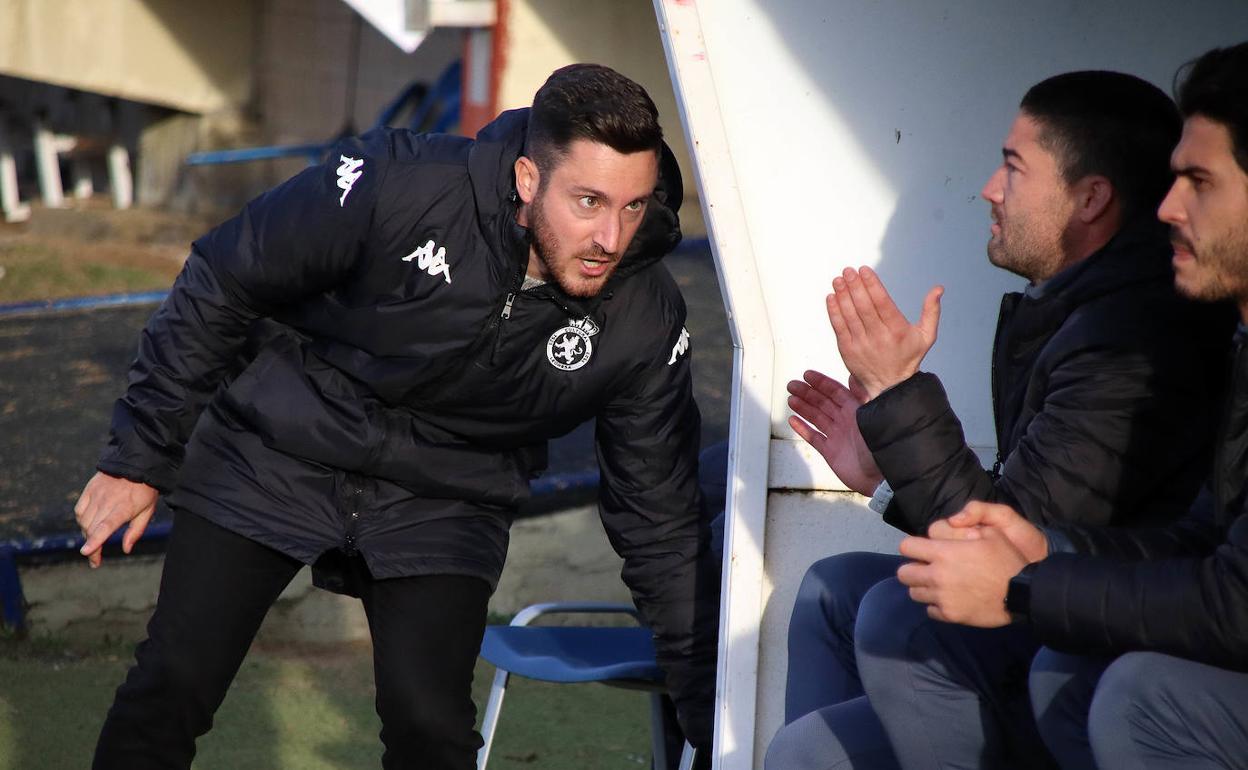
[
  {"left": 0, "top": 636, "right": 652, "bottom": 769},
  {"left": 0, "top": 241, "right": 179, "bottom": 303}
]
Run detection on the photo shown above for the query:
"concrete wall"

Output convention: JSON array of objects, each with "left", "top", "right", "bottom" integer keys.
[
  {"left": 496, "top": 0, "right": 704, "bottom": 235},
  {"left": 0, "top": 0, "right": 258, "bottom": 114}
]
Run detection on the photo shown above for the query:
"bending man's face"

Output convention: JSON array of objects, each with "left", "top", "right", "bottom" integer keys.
[
  {"left": 517, "top": 140, "right": 658, "bottom": 298},
  {"left": 1159, "top": 115, "right": 1248, "bottom": 306}
]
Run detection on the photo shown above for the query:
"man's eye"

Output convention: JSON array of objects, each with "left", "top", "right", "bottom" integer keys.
[
  {"left": 579, "top": 196, "right": 598, "bottom": 208},
  {"left": 626, "top": 200, "right": 645, "bottom": 212}
]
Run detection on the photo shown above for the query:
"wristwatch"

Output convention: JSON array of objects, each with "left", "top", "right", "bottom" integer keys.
[{"left": 1005, "top": 562, "right": 1039, "bottom": 623}]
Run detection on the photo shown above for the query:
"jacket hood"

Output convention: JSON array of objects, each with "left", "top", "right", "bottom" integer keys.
[{"left": 467, "top": 108, "right": 684, "bottom": 290}]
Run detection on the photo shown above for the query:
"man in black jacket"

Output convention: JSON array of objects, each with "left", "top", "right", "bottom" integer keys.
[
  {"left": 767, "top": 73, "right": 1229, "bottom": 768},
  {"left": 72, "top": 64, "right": 718, "bottom": 769},
  {"left": 897, "top": 42, "right": 1248, "bottom": 769}
]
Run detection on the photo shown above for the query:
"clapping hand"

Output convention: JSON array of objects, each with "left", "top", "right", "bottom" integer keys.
[{"left": 826, "top": 267, "right": 943, "bottom": 400}]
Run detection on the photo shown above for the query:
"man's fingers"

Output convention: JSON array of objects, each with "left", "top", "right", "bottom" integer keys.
[
  {"left": 948, "top": 500, "right": 1016, "bottom": 528},
  {"left": 788, "top": 399, "right": 832, "bottom": 437},
  {"left": 122, "top": 507, "right": 156, "bottom": 554},
  {"left": 919, "top": 285, "right": 945, "bottom": 341},
  {"left": 803, "top": 371, "right": 858, "bottom": 408},
  {"left": 898, "top": 535, "right": 944, "bottom": 564},
  {"left": 842, "top": 268, "right": 886, "bottom": 330},
  {"left": 832, "top": 277, "right": 868, "bottom": 339},
  {"left": 895, "top": 557, "right": 930, "bottom": 587},
  {"left": 825, "top": 292, "right": 850, "bottom": 338},
  {"left": 857, "top": 266, "right": 907, "bottom": 328},
  {"left": 928, "top": 518, "right": 983, "bottom": 541},
  {"left": 908, "top": 585, "right": 938, "bottom": 606},
  {"left": 788, "top": 415, "right": 828, "bottom": 449}
]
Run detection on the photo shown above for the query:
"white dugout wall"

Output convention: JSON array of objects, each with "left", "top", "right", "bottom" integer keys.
[{"left": 651, "top": 2, "right": 1247, "bottom": 768}]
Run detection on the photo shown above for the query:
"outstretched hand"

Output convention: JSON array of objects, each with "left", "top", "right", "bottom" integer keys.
[
  {"left": 826, "top": 266, "right": 943, "bottom": 400},
  {"left": 74, "top": 472, "right": 159, "bottom": 568},
  {"left": 787, "top": 371, "right": 882, "bottom": 495}
]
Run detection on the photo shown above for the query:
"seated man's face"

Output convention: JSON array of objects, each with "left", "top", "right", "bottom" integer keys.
[
  {"left": 1160, "top": 115, "right": 1248, "bottom": 304},
  {"left": 980, "top": 112, "right": 1079, "bottom": 283},
  {"left": 518, "top": 140, "right": 659, "bottom": 298}
]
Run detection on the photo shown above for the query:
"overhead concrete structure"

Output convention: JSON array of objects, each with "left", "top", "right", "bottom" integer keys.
[
  {"left": 0, "top": 0, "right": 256, "bottom": 114},
  {"left": 654, "top": 1, "right": 1247, "bottom": 767}
]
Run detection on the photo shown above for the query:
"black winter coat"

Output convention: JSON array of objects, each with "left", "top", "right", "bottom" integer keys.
[
  {"left": 97, "top": 109, "right": 719, "bottom": 744},
  {"left": 857, "top": 221, "right": 1230, "bottom": 534},
  {"left": 1028, "top": 332, "right": 1248, "bottom": 670}
]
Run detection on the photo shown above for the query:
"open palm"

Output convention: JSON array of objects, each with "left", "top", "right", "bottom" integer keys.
[{"left": 787, "top": 370, "right": 882, "bottom": 495}]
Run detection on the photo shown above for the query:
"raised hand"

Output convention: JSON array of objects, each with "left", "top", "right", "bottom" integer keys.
[
  {"left": 74, "top": 472, "right": 159, "bottom": 568},
  {"left": 825, "top": 266, "right": 943, "bottom": 400},
  {"left": 787, "top": 369, "right": 883, "bottom": 495}
]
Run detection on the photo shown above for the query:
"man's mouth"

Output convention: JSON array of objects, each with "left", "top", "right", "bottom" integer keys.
[
  {"left": 1171, "top": 230, "right": 1196, "bottom": 262},
  {"left": 579, "top": 258, "right": 611, "bottom": 277}
]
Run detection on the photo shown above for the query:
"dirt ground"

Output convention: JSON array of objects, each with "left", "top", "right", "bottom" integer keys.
[{"left": 0, "top": 205, "right": 732, "bottom": 544}]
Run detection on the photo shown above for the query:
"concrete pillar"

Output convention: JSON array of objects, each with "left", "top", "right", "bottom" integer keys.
[
  {"left": 33, "top": 119, "right": 65, "bottom": 208},
  {"left": 0, "top": 124, "right": 31, "bottom": 223},
  {"left": 107, "top": 143, "right": 132, "bottom": 209}
]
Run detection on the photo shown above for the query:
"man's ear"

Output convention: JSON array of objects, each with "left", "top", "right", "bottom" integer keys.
[
  {"left": 515, "top": 156, "right": 539, "bottom": 204},
  {"left": 1075, "top": 175, "right": 1115, "bottom": 224}
]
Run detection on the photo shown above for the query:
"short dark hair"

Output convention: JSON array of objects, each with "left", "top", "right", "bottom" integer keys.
[
  {"left": 1020, "top": 71, "right": 1181, "bottom": 222},
  {"left": 526, "top": 63, "right": 662, "bottom": 177},
  {"left": 1175, "top": 42, "right": 1248, "bottom": 175}
]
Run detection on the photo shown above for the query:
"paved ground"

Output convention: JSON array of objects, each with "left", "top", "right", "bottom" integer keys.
[{"left": 0, "top": 242, "right": 731, "bottom": 544}]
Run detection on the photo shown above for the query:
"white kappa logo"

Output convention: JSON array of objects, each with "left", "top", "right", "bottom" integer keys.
[
  {"left": 336, "top": 155, "right": 364, "bottom": 206},
  {"left": 401, "top": 239, "right": 452, "bottom": 284},
  {"left": 547, "top": 327, "right": 594, "bottom": 371},
  {"left": 667, "top": 327, "right": 690, "bottom": 365}
]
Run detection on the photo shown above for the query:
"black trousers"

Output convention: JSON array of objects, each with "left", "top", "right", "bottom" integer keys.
[{"left": 93, "top": 509, "right": 492, "bottom": 770}]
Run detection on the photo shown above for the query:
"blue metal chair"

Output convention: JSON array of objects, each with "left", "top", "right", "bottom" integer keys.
[{"left": 477, "top": 601, "right": 696, "bottom": 770}]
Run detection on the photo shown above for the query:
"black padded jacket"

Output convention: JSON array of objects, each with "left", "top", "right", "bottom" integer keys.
[
  {"left": 96, "top": 109, "right": 719, "bottom": 746},
  {"left": 1027, "top": 331, "right": 1248, "bottom": 670},
  {"left": 857, "top": 221, "right": 1231, "bottom": 534}
]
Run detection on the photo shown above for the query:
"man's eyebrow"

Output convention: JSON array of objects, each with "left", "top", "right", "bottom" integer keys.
[
  {"left": 570, "top": 185, "right": 609, "bottom": 199},
  {"left": 1172, "top": 164, "right": 1210, "bottom": 179},
  {"left": 1002, "top": 147, "right": 1024, "bottom": 165}
]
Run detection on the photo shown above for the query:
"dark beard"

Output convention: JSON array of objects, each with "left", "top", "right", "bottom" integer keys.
[{"left": 528, "top": 194, "right": 611, "bottom": 298}]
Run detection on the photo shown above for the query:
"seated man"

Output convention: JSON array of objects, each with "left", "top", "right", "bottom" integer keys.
[
  {"left": 768, "top": 71, "right": 1231, "bottom": 768},
  {"left": 896, "top": 41, "right": 1248, "bottom": 770}
]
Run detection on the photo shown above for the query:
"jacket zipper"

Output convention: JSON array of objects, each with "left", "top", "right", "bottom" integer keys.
[{"left": 990, "top": 293, "right": 1019, "bottom": 479}]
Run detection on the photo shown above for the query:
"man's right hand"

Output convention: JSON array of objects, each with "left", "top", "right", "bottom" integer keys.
[
  {"left": 826, "top": 266, "right": 943, "bottom": 400},
  {"left": 788, "top": 369, "right": 883, "bottom": 496},
  {"left": 927, "top": 501, "right": 1050, "bottom": 563},
  {"left": 74, "top": 472, "right": 159, "bottom": 568}
]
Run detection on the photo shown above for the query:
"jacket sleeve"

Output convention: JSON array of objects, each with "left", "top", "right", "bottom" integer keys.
[
  {"left": 595, "top": 317, "right": 720, "bottom": 751},
  {"left": 1028, "top": 503, "right": 1248, "bottom": 670},
  {"left": 97, "top": 135, "right": 389, "bottom": 491},
  {"left": 860, "top": 342, "right": 1208, "bottom": 534}
]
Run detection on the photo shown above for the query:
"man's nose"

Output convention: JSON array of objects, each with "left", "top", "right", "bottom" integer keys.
[
  {"left": 1157, "top": 182, "right": 1184, "bottom": 226},
  {"left": 980, "top": 167, "right": 1005, "bottom": 204},
  {"left": 595, "top": 215, "right": 622, "bottom": 255}
]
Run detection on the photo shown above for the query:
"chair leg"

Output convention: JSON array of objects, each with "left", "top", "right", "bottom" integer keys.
[
  {"left": 476, "top": 667, "right": 511, "bottom": 770},
  {"left": 677, "top": 742, "right": 696, "bottom": 770},
  {"left": 648, "top": 691, "right": 670, "bottom": 770}
]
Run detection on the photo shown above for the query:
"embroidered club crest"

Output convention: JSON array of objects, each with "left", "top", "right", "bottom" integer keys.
[{"left": 546, "top": 317, "right": 599, "bottom": 371}]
